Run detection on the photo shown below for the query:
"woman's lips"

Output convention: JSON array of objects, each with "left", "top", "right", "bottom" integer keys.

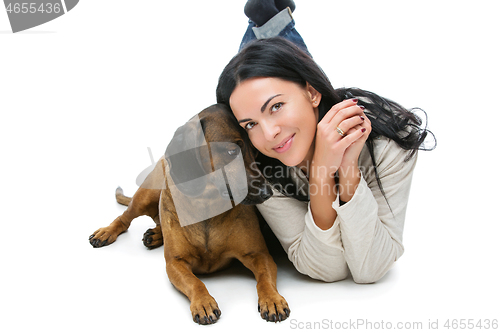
[{"left": 273, "top": 134, "right": 295, "bottom": 153}]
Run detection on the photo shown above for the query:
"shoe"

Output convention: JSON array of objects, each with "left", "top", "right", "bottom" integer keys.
[
  {"left": 275, "top": 0, "right": 295, "bottom": 12},
  {"left": 244, "top": 0, "right": 279, "bottom": 26}
]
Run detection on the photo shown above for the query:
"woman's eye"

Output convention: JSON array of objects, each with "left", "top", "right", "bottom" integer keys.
[
  {"left": 227, "top": 148, "right": 238, "bottom": 156},
  {"left": 245, "top": 122, "right": 256, "bottom": 130},
  {"left": 271, "top": 102, "right": 283, "bottom": 112}
]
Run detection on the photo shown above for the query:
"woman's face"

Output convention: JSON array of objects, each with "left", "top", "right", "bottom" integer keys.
[{"left": 229, "top": 77, "right": 321, "bottom": 167}]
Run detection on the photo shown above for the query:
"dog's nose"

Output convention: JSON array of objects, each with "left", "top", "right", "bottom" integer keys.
[{"left": 259, "top": 185, "right": 273, "bottom": 201}]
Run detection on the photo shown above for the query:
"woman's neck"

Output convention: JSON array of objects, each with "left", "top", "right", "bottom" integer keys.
[{"left": 297, "top": 140, "right": 315, "bottom": 178}]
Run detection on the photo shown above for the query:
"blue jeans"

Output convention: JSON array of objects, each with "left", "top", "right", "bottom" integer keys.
[{"left": 239, "top": 8, "right": 310, "bottom": 56}]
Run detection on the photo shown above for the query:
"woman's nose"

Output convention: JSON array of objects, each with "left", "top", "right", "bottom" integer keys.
[{"left": 261, "top": 120, "right": 280, "bottom": 141}]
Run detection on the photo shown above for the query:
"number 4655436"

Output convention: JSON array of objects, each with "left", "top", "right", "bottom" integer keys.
[
  {"left": 6, "top": 2, "right": 62, "bottom": 14},
  {"left": 444, "top": 319, "right": 498, "bottom": 330}
]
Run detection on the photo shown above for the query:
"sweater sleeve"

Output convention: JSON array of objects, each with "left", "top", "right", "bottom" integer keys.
[
  {"left": 332, "top": 139, "right": 417, "bottom": 283},
  {"left": 256, "top": 138, "right": 416, "bottom": 283},
  {"left": 257, "top": 190, "right": 350, "bottom": 282}
]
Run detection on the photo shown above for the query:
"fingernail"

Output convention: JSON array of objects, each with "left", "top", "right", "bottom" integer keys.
[
  {"left": 360, "top": 116, "right": 365, "bottom": 121},
  {"left": 352, "top": 98, "right": 358, "bottom": 103},
  {"left": 361, "top": 128, "right": 366, "bottom": 133},
  {"left": 359, "top": 105, "right": 365, "bottom": 110}
]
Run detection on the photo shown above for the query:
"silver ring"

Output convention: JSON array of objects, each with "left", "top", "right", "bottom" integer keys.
[{"left": 336, "top": 127, "right": 346, "bottom": 137}]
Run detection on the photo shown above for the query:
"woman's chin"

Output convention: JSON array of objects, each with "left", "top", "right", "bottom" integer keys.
[{"left": 278, "top": 155, "right": 303, "bottom": 167}]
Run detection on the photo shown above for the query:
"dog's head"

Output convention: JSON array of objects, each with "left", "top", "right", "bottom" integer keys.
[{"left": 165, "top": 104, "right": 272, "bottom": 205}]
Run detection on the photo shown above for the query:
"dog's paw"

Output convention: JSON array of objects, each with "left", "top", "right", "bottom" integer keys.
[
  {"left": 142, "top": 226, "right": 163, "bottom": 249},
  {"left": 258, "top": 294, "right": 290, "bottom": 323},
  {"left": 89, "top": 227, "right": 119, "bottom": 248},
  {"left": 190, "top": 295, "right": 221, "bottom": 325}
]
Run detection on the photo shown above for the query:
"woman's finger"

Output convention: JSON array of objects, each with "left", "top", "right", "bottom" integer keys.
[
  {"left": 336, "top": 115, "right": 366, "bottom": 137},
  {"left": 338, "top": 125, "right": 366, "bottom": 148},
  {"left": 320, "top": 98, "right": 359, "bottom": 124},
  {"left": 331, "top": 104, "right": 366, "bottom": 128}
]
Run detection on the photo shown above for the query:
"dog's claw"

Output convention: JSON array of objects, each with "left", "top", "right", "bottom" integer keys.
[
  {"left": 142, "top": 227, "right": 163, "bottom": 249},
  {"left": 89, "top": 226, "right": 120, "bottom": 248},
  {"left": 195, "top": 315, "right": 216, "bottom": 325},
  {"left": 258, "top": 298, "right": 290, "bottom": 323},
  {"left": 191, "top": 297, "right": 220, "bottom": 325}
]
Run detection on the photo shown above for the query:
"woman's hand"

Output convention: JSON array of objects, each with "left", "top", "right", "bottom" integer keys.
[
  {"left": 308, "top": 98, "right": 368, "bottom": 228},
  {"left": 337, "top": 99, "right": 371, "bottom": 202},
  {"left": 339, "top": 102, "right": 371, "bottom": 169},
  {"left": 312, "top": 98, "right": 371, "bottom": 203},
  {"left": 311, "top": 99, "right": 369, "bottom": 180}
]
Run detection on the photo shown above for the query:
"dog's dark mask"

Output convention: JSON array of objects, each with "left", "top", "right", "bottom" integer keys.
[{"left": 165, "top": 104, "right": 272, "bottom": 205}]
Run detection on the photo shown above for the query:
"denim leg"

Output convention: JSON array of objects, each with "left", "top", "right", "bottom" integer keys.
[
  {"left": 238, "top": 8, "right": 311, "bottom": 56},
  {"left": 239, "top": 21, "right": 258, "bottom": 51}
]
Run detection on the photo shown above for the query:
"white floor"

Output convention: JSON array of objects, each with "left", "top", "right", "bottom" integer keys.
[{"left": 2, "top": 1, "right": 499, "bottom": 332}]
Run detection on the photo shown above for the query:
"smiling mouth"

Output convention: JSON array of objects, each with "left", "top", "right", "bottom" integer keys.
[{"left": 273, "top": 134, "right": 295, "bottom": 153}]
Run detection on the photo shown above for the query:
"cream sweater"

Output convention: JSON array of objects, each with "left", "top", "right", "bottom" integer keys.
[{"left": 256, "top": 137, "right": 417, "bottom": 283}]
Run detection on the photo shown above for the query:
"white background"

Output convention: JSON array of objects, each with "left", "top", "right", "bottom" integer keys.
[{"left": 1, "top": 1, "right": 499, "bottom": 332}]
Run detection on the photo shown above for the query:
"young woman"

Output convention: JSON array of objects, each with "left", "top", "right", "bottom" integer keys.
[{"left": 216, "top": 0, "right": 434, "bottom": 283}]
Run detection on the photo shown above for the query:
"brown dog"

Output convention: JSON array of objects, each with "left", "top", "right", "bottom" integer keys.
[{"left": 89, "top": 104, "right": 290, "bottom": 324}]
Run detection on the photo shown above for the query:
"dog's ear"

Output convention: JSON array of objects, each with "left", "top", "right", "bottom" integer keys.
[{"left": 165, "top": 116, "right": 209, "bottom": 197}]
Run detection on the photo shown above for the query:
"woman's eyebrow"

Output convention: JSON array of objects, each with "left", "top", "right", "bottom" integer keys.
[
  {"left": 238, "top": 118, "right": 252, "bottom": 124},
  {"left": 237, "top": 94, "right": 284, "bottom": 123},
  {"left": 261, "top": 94, "right": 283, "bottom": 112}
]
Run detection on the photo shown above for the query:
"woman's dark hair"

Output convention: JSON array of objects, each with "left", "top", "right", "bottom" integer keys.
[{"left": 216, "top": 37, "right": 435, "bottom": 202}]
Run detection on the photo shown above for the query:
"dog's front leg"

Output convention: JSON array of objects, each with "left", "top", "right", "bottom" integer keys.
[
  {"left": 237, "top": 252, "right": 290, "bottom": 322},
  {"left": 159, "top": 188, "right": 221, "bottom": 325},
  {"left": 164, "top": 255, "right": 221, "bottom": 325}
]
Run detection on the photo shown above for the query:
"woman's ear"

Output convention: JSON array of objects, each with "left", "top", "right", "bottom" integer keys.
[{"left": 306, "top": 82, "right": 322, "bottom": 107}]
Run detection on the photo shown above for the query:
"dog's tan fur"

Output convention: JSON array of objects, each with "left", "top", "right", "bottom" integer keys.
[{"left": 89, "top": 104, "right": 289, "bottom": 324}]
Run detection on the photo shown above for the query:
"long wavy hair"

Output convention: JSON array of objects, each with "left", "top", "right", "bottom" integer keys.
[{"left": 216, "top": 37, "right": 435, "bottom": 202}]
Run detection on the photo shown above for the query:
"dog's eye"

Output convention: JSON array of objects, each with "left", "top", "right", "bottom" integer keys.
[{"left": 227, "top": 148, "right": 239, "bottom": 156}]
